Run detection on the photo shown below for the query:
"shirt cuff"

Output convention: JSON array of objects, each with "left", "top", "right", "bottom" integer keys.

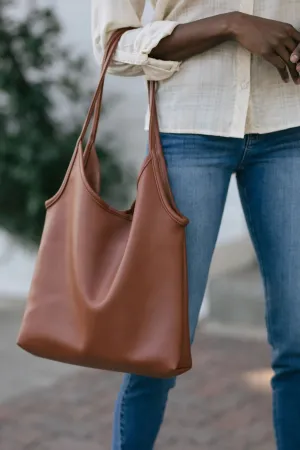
[{"left": 109, "top": 21, "right": 181, "bottom": 81}]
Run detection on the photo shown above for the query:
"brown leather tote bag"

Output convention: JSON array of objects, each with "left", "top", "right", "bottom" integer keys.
[{"left": 17, "top": 29, "right": 192, "bottom": 378}]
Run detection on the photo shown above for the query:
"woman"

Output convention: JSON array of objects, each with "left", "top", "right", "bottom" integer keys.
[{"left": 92, "top": 1, "right": 300, "bottom": 449}]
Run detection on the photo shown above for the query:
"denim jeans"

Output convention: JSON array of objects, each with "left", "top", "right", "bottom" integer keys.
[{"left": 112, "top": 127, "right": 300, "bottom": 450}]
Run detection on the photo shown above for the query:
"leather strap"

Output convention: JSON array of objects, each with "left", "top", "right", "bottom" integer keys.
[
  {"left": 148, "top": 80, "right": 178, "bottom": 211},
  {"left": 78, "top": 28, "right": 162, "bottom": 164},
  {"left": 76, "top": 28, "right": 176, "bottom": 211},
  {"left": 78, "top": 28, "right": 128, "bottom": 148}
]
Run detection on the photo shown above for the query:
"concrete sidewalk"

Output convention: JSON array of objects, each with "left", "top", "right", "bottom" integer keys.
[
  {"left": 0, "top": 301, "right": 78, "bottom": 404},
  {"left": 0, "top": 303, "right": 275, "bottom": 450}
]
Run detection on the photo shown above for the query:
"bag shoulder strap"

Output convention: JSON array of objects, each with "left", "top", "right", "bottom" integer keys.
[
  {"left": 78, "top": 28, "right": 130, "bottom": 148},
  {"left": 67, "top": 29, "right": 186, "bottom": 224}
]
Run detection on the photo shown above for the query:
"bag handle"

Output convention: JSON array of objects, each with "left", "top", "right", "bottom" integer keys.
[
  {"left": 77, "top": 28, "right": 128, "bottom": 149},
  {"left": 76, "top": 28, "right": 183, "bottom": 221},
  {"left": 78, "top": 29, "right": 162, "bottom": 161},
  {"left": 147, "top": 80, "right": 180, "bottom": 213}
]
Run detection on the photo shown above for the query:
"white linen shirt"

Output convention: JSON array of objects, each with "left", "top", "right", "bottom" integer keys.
[{"left": 92, "top": 0, "right": 300, "bottom": 138}]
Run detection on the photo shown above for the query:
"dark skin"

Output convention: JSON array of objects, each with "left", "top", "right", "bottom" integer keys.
[{"left": 150, "top": 11, "right": 300, "bottom": 84}]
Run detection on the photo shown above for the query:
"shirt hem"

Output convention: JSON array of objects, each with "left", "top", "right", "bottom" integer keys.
[
  {"left": 144, "top": 121, "right": 300, "bottom": 139},
  {"left": 144, "top": 126, "right": 244, "bottom": 139},
  {"left": 244, "top": 121, "right": 300, "bottom": 136}
]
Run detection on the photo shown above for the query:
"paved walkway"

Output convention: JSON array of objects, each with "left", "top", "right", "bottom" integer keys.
[{"left": 0, "top": 324, "right": 275, "bottom": 450}]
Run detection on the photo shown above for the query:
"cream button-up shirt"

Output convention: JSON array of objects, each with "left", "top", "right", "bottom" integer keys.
[{"left": 92, "top": 1, "right": 300, "bottom": 138}]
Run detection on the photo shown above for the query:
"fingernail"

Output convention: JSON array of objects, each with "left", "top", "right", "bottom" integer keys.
[{"left": 291, "top": 54, "right": 299, "bottom": 63}]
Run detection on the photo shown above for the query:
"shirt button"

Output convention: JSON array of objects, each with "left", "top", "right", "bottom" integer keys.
[{"left": 241, "top": 81, "right": 250, "bottom": 90}]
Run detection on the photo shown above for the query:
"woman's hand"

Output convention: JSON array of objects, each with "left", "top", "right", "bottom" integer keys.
[
  {"left": 230, "top": 12, "right": 300, "bottom": 84},
  {"left": 291, "top": 44, "right": 300, "bottom": 74}
]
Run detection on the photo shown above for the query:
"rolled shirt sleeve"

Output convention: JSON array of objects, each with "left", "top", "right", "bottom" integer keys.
[{"left": 92, "top": 0, "right": 181, "bottom": 81}]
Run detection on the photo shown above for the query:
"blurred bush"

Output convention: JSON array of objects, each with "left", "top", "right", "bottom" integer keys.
[{"left": 0, "top": 0, "right": 132, "bottom": 246}]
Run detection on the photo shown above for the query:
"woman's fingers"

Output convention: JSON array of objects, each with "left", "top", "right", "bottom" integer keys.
[
  {"left": 285, "top": 38, "right": 297, "bottom": 53},
  {"left": 266, "top": 54, "right": 290, "bottom": 82},
  {"left": 290, "top": 43, "right": 300, "bottom": 64},
  {"left": 277, "top": 45, "right": 299, "bottom": 83},
  {"left": 290, "top": 43, "right": 300, "bottom": 78},
  {"left": 290, "top": 27, "right": 300, "bottom": 45}
]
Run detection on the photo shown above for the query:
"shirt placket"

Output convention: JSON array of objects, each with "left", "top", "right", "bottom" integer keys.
[{"left": 230, "top": 0, "right": 254, "bottom": 137}]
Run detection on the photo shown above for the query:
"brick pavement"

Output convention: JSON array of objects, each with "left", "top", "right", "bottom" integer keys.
[{"left": 0, "top": 332, "right": 275, "bottom": 450}]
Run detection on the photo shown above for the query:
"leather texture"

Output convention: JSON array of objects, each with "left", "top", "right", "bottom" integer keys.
[{"left": 17, "top": 29, "right": 192, "bottom": 378}]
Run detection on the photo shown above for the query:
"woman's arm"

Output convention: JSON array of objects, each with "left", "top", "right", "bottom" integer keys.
[
  {"left": 150, "top": 13, "right": 233, "bottom": 62},
  {"left": 93, "top": 0, "right": 300, "bottom": 84},
  {"left": 152, "top": 12, "right": 300, "bottom": 83}
]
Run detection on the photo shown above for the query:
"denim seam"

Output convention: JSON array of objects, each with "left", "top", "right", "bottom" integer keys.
[
  {"left": 119, "top": 375, "right": 134, "bottom": 450},
  {"left": 236, "top": 136, "right": 251, "bottom": 171},
  {"left": 239, "top": 178, "right": 273, "bottom": 346},
  {"left": 273, "top": 390, "right": 283, "bottom": 450}
]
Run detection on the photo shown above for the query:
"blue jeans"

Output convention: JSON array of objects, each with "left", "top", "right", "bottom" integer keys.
[{"left": 112, "top": 127, "right": 300, "bottom": 450}]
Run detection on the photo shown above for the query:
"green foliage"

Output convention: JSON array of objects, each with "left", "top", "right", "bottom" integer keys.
[{"left": 0, "top": 2, "right": 132, "bottom": 246}]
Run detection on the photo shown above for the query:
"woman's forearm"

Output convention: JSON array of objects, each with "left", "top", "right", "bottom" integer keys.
[{"left": 150, "top": 12, "right": 236, "bottom": 61}]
